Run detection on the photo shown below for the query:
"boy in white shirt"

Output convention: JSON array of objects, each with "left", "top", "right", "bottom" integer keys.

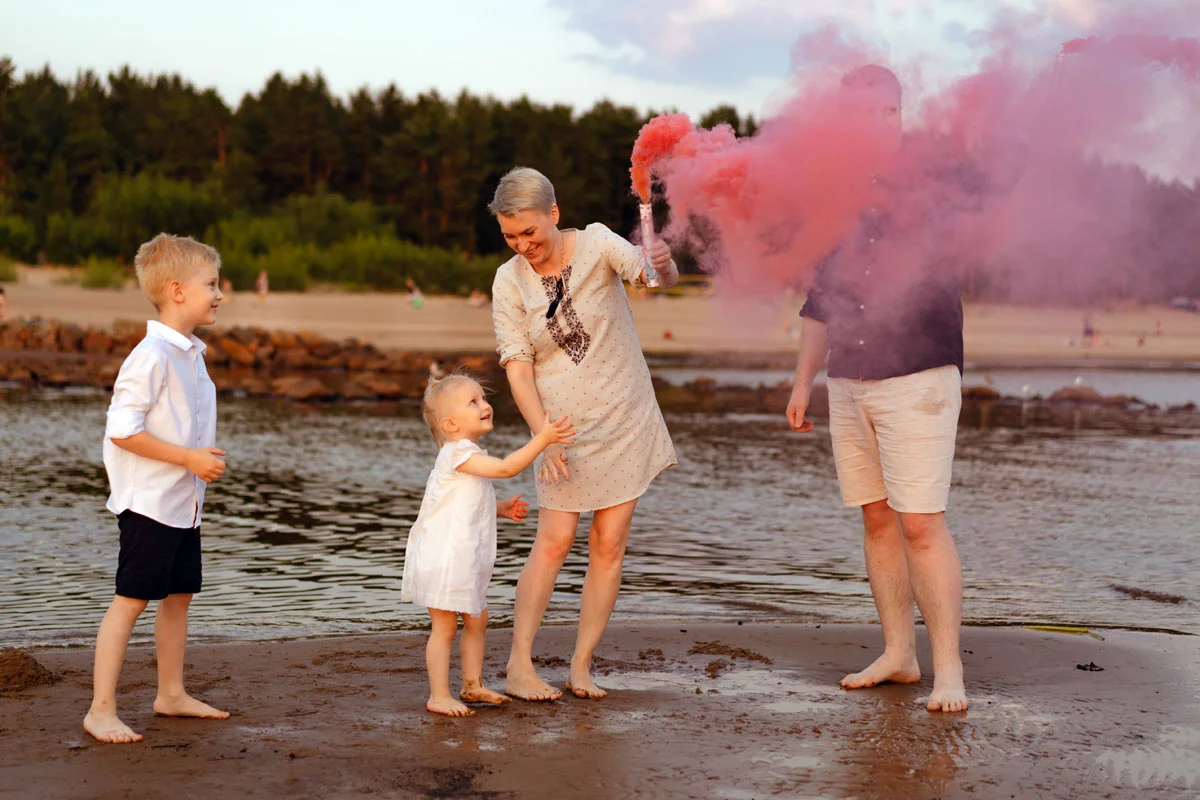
[{"left": 83, "top": 234, "right": 229, "bottom": 744}]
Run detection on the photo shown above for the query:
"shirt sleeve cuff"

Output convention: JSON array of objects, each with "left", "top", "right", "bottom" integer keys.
[{"left": 105, "top": 407, "right": 146, "bottom": 441}]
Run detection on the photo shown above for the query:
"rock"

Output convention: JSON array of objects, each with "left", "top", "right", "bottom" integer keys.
[
  {"left": 83, "top": 331, "right": 115, "bottom": 355},
  {"left": 270, "top": 330, "right": 299, "bottom": 349},
  {"left": 344, "top": 373, "right": 403, "bottom": 400},
  {"left": 963, "top": 385, "right": 1001, "bottom": 400},
  {"left": 295, "top": 331, "right": 326, "bottom": 351},
  {"left": 272, "top": 375, "right": 335, "bottom": 402},
  {"left": 56, "top": 323, "right": 86, "bottom": 353},
  {"left": 275, "top": 347, "right": 316, "bottom": 369},
  {"left": 217, "top": 336, "right": 256, "bottom": 368},
  {"left": 1048, "top": 385, "right": 1105, "bottom": 403}
]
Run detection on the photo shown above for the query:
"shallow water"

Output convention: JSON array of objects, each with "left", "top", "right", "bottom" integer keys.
[
  {"left": 652, "top": 365, "right": 1200, "bottom": 407},
  {"left": 0, "top": 388, "right": 1196, "bottom": 647}
]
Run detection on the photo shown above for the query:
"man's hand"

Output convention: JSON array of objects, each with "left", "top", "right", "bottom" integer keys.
[
  {"left": 186, "top": 447, "right": 227, "bottom": 482},
  {"left": 498, "top": 494, "right": 530, "bottom": 523},
  {"left": 786, "top": 386, "right": 815, "bottom": 433}
]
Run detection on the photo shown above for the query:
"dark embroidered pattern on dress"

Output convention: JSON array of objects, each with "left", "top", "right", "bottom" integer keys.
[{"left": 541, "top": 264, "right": 592, "bottom": 365}]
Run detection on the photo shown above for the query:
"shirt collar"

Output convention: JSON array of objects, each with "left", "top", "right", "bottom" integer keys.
[{"left": 146, "top": 320, "right": 208, "bottom": 354}]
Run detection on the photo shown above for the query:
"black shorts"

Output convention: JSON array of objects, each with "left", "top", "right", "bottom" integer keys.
[{"left": 115, "top": 510, "right": 203, "bottom": 601}]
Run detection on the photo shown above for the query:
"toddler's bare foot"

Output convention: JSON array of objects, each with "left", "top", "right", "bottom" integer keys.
[
  {"left": 460, "top": 685, "right": 511, "bottom": 706},
  {"left": 840, "top": 650, "right": 921, "bottom": 690},
  {"left": 925, "top": 669, "right": 969, "bottom": 713},
  {"left": 427, "top": 697, "right": 475, "bottom": 717},
  {"left": 83, "top": 710, "right": 143, "bottom": 744},
  {"left": 566, "top": 664, "right": 607, "bottom": 699},
  {"left": 153, "top": 693, "right": 230, "bottom": 719},
  {"left": 504, "top": 662, "right": 563, "bottom": 702}
]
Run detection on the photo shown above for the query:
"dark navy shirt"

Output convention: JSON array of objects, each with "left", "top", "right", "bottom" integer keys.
[{"left": 800, "top": 166, "right": 975, "bottom": 381}]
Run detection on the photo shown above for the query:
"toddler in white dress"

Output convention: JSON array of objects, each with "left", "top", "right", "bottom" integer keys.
[{"left": 401, "top": 373, "right": 574, "bottom": 717}]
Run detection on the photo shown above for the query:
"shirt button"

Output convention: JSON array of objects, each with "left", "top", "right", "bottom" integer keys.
[
  {"left": 865, "top": 270, "right": 871, "bottom": 276},
  {"left": 858, "top": 340, "right": 865, "bottom": 346},
  {"left": 868, "top": 238, "right": 875, "bottom": 244},
  {"left": 859, "top": 304, "right": 865, "bottom": 310}
]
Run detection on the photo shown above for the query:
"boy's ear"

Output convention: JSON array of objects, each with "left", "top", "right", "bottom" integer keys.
[{"left": 166, "top": 279, "right": 185, "bottom": 305}]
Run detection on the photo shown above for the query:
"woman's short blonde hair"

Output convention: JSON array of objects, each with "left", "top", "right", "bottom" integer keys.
[
  {"left": 134, "top": 233, "right": 221, "bottom": 309},
  {"left": 488, "top": 166, "right": 556, "bottom": 217},
  {"left": 422, "top": 372, "right": 483, "bottom": 446}
]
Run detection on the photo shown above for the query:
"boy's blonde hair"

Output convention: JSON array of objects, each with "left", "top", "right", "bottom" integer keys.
[
  {"left": 134, "top": 233, "right": 221, "bottom": 309},
  {"left": 421, "top": 371, "right": 484, "bottom": 446}
]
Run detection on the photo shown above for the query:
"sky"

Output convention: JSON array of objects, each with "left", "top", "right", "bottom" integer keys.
[{"left": 0, "top": 0, "right": 1118, "bottom": 118}]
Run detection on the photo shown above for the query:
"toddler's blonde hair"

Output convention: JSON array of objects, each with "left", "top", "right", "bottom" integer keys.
[
  {"left": 134, "top": 233, "right": 221, "bottom": 309},
  {"left": 422, "top": 371, "right": 484, "bottom": 446}
]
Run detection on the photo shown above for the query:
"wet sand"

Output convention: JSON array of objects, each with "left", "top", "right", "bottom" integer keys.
[
  {"left": 6, "top": 267, "right": 1200, "bottom": 362},
  {"left": 2, "top": 623, "right": 1197, "bottom": 799}
]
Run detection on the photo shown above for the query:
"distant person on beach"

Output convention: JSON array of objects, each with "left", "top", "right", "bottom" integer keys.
[
  {"left": 407, "top": 278, "right": 425, "bottom": 309},
  {"left": 490, "top": 166, "right": 678, "bottom": 701},
  {"left": 401, "top": 373, "right": 575, "bottom": 716},
  {"left": 85, "top": 234, "right": 229, "bottom": 744},
  {"left": 220, "top": 277, "right": 233, "bottom": 304},
  {"left": 468, "top": 288, "right": 489, "bottom": 308},
  {"left": 255, "top": 269, "right": 268, "bottom": 306},
  {"left": 786, "top": 65, "right": 969, "bottom": 713},
  {"left": 0, "top": 286, "right": 8, "bottom": 322}
]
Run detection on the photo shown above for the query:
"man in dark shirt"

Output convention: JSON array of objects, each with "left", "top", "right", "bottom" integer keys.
[{"left": 787, "top": 65, "right": 969, "bottom": 713}]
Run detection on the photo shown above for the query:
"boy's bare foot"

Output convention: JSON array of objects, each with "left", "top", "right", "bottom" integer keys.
[
  {"left": 504, "top": 663, "right": 563, "bottom": 702},
  {"left": 840, "top": 651, "right": 921, "bottom": 690},
  {"left": 83, "top": 710, "right": 143, "bottom": 744},
  {"left": 925, "top": 670, "right": 969, "bottom": 713},
  {"left": 460, "top": 685, "right": 511, "bottom": 706},
  {"left": 153, "top": 693, "right": 230, "bottom": 719},
  {"left": 566, "top": 666, "right": 607, "bottom": 700},
  {"left": 427, "top": 697, "right": 475, "bottom": 717}
]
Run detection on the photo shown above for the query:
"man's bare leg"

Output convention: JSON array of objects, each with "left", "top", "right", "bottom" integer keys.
[
  {"left": 898, "top": 511, "right": 967, "bottom": 712},
  {"left": 152, "top": 593, "right": 229, "bottom": 719},
  {"left": 841, "top": 499, "right": 922, "bottom": 689},
  {"left": 505, "top": 509, "right": 579, "bottom": 701},
  {"left": 84, "top": 595, "right": 148, "bottom": 743},
  {"left": 567, "top": 499, "right": 637, "bottom": 699}
]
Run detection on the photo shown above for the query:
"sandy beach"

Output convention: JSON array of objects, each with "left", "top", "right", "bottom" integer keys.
[
  {"left": 1, "top": 623, "right": 1197, "bottom": 799},
  {"left": 6, "top": 267, "right": 1200, "bottom": 364}
]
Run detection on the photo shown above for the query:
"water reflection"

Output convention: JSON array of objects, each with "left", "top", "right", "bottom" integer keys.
[{"left": 1, "top": 390, "right": 1196, "bottom": 647}]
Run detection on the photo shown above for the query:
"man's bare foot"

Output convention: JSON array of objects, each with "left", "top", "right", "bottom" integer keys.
[
  {"left": 504, "top": 663, "right": 563, "bottom": 702},
  {"left": 460, "top": 685, "right": 511, "bottom": 706},
  {"left": 840, "top": 651, "right": 921, "bottom": 690},
  {"left": 427, "top": 697, "right": 475, "bottom": 717},
  {"left": 83, "top": 710, "right": 143, "bottom": 744},
  {"left": 925, "top": 672, "right": 969, "bottom": 713},
  {"left": 566, "top": 665, "right": 607, "bottom": 700},
  {"left": 153, "top": 693, "right": 230, "bottom": 719}
]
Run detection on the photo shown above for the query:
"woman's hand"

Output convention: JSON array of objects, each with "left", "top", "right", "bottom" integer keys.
[
  {"left": 497, "top": 494, "right": 530, "bottom": 522},
  {"left": 537, "top": 443, "right": 571, "bottom": 485}
]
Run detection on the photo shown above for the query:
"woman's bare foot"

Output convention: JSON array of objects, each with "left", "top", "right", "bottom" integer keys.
[
  {"left": 460, "top": 685, "right": 511, "bottom": 706},
  {"left": 427, "top": 697, "right": 475, "bottom": 717},
  {"left": 504, "top": 662, "right": 563, "bottom": 702},
  {"left": 566, "top": 664, "right": 607, "bottom": 699},
  {"left": 840, "top": 650, "right": 921, "bottom": 690},
  {"left": 925, "top": 670, "right": 969, "bottom": 713},
  {"left": 83, "top": 710, "right": 143, "bottom": 744},
  {"left": 153, "top": 693, "right": 230, "bottom": 719}
]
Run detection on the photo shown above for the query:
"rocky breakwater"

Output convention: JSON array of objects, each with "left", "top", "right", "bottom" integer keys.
[{"left": 0, "top": 317, "right": 498, "bottom": 401}]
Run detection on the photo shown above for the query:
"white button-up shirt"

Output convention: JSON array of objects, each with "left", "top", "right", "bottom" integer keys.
[{"left": 103, "top": 320, "right": 217, "bottom": 528}]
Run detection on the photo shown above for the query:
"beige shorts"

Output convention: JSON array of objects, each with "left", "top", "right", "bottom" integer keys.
[{"left": 827, "top": 365, "right": 961, "bottom": 514}]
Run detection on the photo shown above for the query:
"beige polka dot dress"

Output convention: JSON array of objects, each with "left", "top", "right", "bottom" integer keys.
[{"left": 492, "top": 223, "right": 677, "bottom": 512}]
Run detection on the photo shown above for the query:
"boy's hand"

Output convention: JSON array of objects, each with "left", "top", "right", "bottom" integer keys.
[
  {"left": 498, "top": 494, "right": 529, "bottom": 523},
  {"left": 537, "top": 413, "right": 576, "bottom": 446},
  {"left": 186, "top": 447, "right": 227, "bottom": 482}
]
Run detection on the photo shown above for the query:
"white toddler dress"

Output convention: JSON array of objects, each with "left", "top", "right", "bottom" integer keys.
[{"left": 400, "top": 439, "right": 497, "bottom": 615}]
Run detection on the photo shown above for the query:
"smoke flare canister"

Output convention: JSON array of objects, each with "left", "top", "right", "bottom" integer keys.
[{"left": 639, "top": 203, "right": 660, "bottom": 288}]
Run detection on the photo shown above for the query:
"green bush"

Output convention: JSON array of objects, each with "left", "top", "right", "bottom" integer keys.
[
  {"left": 219, "top": 243, "right": 314, "bottom": 292},
  {"left": 0, "top": 214, "right": 37, "bottom": 262},
  {"left": 0, "top": 258, "right": 18, "bottom": 283},
  {"left": 314, "top": 233, "right": 499, "bottom": 293},
  {"left": 81, "top": 174, "right": 227, "bottom": 261},
  {"left": 80, "top": 257, "right": 129, "bottom": 289}
]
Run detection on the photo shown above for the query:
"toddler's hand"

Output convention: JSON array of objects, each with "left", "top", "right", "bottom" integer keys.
[
  {"left": 538, "top": 413, "right": 576, "bottom": 446},
  {"left": 186, "top": 447, "right": 227, "bottom": 482},
  {"left": 498, "top": 494, "right": 529, "bottom": 523}
]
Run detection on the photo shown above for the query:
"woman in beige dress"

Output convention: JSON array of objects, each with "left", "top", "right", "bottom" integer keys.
[{"left": 490, "top": 167, "right": 678, "bottom": 700}]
